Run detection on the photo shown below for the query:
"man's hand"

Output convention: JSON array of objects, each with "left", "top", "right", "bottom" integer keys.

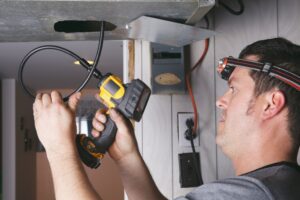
[
  {"left": 91, "top": 108, "right": 140, "bottom": 162},
  {"left": 33, "top": 91, "right": 103, "bottom": 200},
  {"left": 92, "top": 96, "right": 167, "bottom": 200},
  {"left": 92, "top": 106, "right": 167, "bottom": 200},
  {"left": 33, "top": 91, "right": 81, "bottom": 155}
]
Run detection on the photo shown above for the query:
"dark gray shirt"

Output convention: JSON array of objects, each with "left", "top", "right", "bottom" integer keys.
[{"left": 175, "top": 162, "right": 300, "bottom": 200}]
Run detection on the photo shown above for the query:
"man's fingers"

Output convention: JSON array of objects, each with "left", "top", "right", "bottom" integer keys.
[
  {"left": 51, "top": 91, "right": 63, "bottom": 104},
  {"left": 109, "top": 109, "right": 129, "bottom": 132},
  {"left": 36, "top": 92, "right": 42, "bottom": 100},
  {"left": 92, "top": 118, "right": 105, "bottom": 132},
  {"left": 91, "top": 129, "right": 100, "bottom": 138},
  {"left": 42, "top": 93, "right": 51, "bottom": 106},
  {"left": 68, "top": 92, "right": 81, "bottom": 112},
  {"left": 94, "top": 110, "right": 107, "bottom": 124},
  {"left": 34, "top": 93, "right": 42, "bottom": 108},
  {"left": 33, "top": 93, "right": 43, "bottom": 117}
]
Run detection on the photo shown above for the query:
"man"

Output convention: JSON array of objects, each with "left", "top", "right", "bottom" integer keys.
[{"left": 33, "top": 38, "right": 300, "bottom": 200}]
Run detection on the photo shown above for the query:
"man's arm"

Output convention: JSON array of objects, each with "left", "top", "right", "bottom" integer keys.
[
  {"left": 92, "top": 109, "right": 167, "bottom": 200},
  {"left": 116, "top": 150, "right": 168, "bottom": 200},
  {"left": 33, "top": 91, "right": 102, "bottom": 200},
  {"left": 46, "top": 147, "right": 101, "bottom": 200}
]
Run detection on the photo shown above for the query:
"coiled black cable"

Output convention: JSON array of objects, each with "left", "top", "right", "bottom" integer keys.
[
  {"left": 18, "top": 21, "right": 105, "bottom": 101},
  {"left": 219, "top": 0, "right": 245, "bottom": 15}
]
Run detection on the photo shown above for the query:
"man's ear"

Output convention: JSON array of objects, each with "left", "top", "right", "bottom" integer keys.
[{"left": 262, "top": 90, "right": 286, "bottom": 120}]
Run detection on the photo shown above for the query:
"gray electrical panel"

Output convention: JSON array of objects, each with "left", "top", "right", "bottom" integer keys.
[{"left": 151, "top": 43, "right": 190, "bottom": 94}]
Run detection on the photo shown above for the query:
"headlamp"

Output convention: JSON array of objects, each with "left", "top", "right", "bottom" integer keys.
[{"left": 217, "top": 57, "right": 300, "bottom": 91}]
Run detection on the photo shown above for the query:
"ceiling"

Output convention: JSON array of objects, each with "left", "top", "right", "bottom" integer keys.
[{"left": 0, "top": 0, "right": 215, "bottom": 92}]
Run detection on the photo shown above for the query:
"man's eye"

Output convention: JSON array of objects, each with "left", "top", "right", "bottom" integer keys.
[{"left": 229, "top": 86, "right": 235, "bottom": 92}]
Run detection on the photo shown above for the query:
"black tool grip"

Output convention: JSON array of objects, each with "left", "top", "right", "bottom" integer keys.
[
  {"left": 76, "top": 135, "right": 101, "bottom": 168},
  {"left": 93, "top": 115, "right": 117, "bottom": 154}
]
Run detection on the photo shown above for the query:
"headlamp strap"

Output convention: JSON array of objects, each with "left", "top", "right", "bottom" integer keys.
[
  {"left": 220, "top": 57, "right": 300, "bottom": 91},
  {"left": 261, "top": 62, "right": 273, "bottom": 74}
]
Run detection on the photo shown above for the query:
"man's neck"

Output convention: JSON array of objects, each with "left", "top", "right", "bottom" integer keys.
[
  {"left": 232, "top": 120, "right": 296, "bottom": 175},
  {"left": 232, "top": 149, "right": 296, "bottom": 175}
]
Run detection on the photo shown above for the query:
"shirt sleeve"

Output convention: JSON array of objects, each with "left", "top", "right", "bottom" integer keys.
[{"left": 174, "top": 176, "right": 274, "bottom": 200}]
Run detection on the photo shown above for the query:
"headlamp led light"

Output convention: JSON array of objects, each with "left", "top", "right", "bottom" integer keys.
[{"left": 217, "top": 57, "right": 300, "bottom": 91}]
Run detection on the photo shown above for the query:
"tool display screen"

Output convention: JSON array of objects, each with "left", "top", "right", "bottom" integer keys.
[{"left": 104, "top": 80, "right": 120, "bottom": 95}]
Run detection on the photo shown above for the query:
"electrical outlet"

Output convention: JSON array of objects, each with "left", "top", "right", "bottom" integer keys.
[
  {"left": 179, "top": 153, "right": 202, "bottom": 187},
  {"left": 177, "top": 112, "right": 199, "bottom": 147}
]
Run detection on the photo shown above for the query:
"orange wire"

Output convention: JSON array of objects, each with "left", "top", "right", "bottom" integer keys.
[{"left": 186, "top": 39, "right": 210, "bottom": 135}]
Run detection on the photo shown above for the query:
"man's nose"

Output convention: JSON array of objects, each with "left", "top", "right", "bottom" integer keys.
[{"left": 216, "top": 95, "right": 227, "bottom": 109}]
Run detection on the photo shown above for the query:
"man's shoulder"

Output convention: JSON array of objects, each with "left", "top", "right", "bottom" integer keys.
[
  {"left": 244, "top": 162, "right": 300, "bottom": 199},
  {"left": 175, "top": 176, "right": 274, "bottom": 200},
  {"left": 245, "top": 161, "right": 300, "bottom": 180},
  {"left": 175, "top": 162, "right": 300, "bottom": 200}
]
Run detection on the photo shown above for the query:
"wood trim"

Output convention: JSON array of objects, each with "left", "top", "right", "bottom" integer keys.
[{"left": 128, "top": 40, "right": 135, "bottom": 81}]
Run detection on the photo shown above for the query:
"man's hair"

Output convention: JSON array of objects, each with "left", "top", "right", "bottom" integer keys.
[{"left": 239, "top": 37, "right": 300, "bottom": 152}]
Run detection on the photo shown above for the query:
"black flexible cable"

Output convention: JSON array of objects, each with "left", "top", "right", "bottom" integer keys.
[
  {"left": 219, "top": 0, "right": 244, "bottom": 15},
  {"left": 186, "top": 119, "right": 203, "bottom": 185},
  {"left": 18, "top": 21, "right": 105, "bottom": 102},
  {"left": 190, "top": 132, "right": 203, "bottom": 185}
]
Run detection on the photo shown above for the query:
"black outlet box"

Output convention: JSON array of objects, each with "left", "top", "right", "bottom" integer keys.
[{"left": 178, "top": 152, "right": 203, "bottom": 188}]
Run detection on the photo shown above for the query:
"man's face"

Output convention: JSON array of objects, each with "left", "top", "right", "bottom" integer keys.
[{"left": 216, "top": 55, "right": 260, "bottom": 156}]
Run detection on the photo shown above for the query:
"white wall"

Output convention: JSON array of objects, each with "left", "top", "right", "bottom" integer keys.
[
  {"left": 131, "top": 0, "right": 300, "bottom": 199},
  {"left": 130, "top": 38, "right": 217, "bottom": 199}
]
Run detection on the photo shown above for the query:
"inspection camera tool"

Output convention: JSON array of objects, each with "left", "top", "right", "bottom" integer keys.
[
  {"left": 18, "top": 20, "right": 151, "bottom": 169},
  {"left": 217, "top": 57, "right": 300, "bottom": 91},
  {"left": 76, "top": 73, "right": 151, "bottom": 168}
]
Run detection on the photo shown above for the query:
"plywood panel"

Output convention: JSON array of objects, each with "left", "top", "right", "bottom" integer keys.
[{"left": 214, "top": 0, "right": 278, "bottom": 179}]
